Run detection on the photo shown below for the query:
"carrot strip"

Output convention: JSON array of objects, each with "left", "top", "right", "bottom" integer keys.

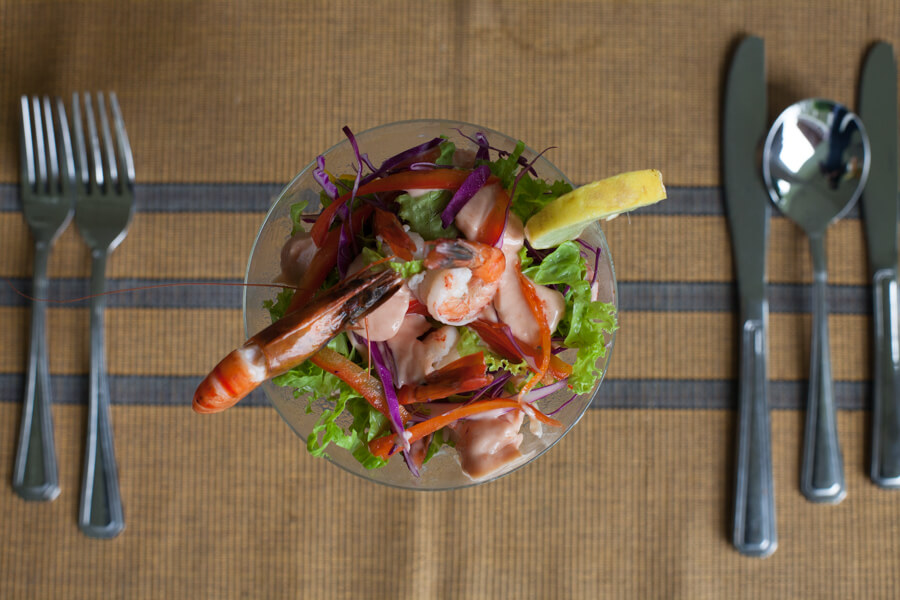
[
  {"left": 369, "top": 398, "right": 562, "bottom": 459},
  {"left": 475, "top": 186, "right": 511, "bottom": 246},
  {"left": 517, "top": 269, "right": 551, "bottom": 397}
]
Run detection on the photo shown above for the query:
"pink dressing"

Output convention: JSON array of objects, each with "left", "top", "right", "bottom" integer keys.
[
  {"left": 277, "top": 230, "right": 318, "bottom": 285},
  {"left": 350, "top": 285, "right": 410, "bottom": 342},
  {"left": 451, "top": 409, "right": 525, "bottom": 479}
]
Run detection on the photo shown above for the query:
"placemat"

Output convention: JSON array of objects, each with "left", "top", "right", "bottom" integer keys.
[{"left": 2, "top": 1, "right": 900, "bottom": 598}]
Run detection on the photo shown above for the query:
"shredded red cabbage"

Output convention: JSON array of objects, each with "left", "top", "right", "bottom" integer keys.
[
  {"left": 455, "top": 129, "right": 537, "bottom": 174},
  {"left": 369, "top": 341, "right": 419, "bottom": 476},
  {"left": 440, "top": 164, "right": 491, "bottom": 228},
  {"left": 521, "top": 378, "right": 568, "bottom": 403},
  {"left": 313, "top": 155, "right": 338, "bottom": 199},
  {"left": 548, "top": 393, "right": 579, "bottom": 416},
  {"left": 336, "top": 220, "right": 355, "bottom": 277},
  {"left": 359, "top": 137, "right": 444, "bottom": 186}
]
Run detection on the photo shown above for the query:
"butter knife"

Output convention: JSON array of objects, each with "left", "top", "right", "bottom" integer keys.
[
  {"left": 859, "top": 42, "right": 900, "bottom": 488},
  {"left": 723, "top": 36, "right": 777, "bottom": 557}
]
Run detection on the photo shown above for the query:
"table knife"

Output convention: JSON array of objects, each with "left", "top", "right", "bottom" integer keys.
[
  {"left": 722, "top": 36, "right": 777, "bottom": 557},
  {"left": 859, "top": 42, "right": 900, "bottom": 488}
]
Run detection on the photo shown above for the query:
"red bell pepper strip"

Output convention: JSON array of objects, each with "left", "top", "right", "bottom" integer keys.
[
  {"left": 398, "top": 352, "right": 493, "bottom": 404},
  {"left": 369, "top": 398, "right": 562, "bottom": 459},
  {"left": 287, "top": 205, "right": 373, "bottom": 314},
  {"left": 309, "top": 347, "right": 409, "bottom": 423},
  {"left": 311, "top": 169, "right": 472, "bottom": 246},
  {"left": 373, "top": 208, "right": 416, "bottom": 261},
  {"left": 475, "top": 186, "right": 511, "bottom": 246},
  {"left": 469, "top": 319, "right": 572, "bottom": 381}
]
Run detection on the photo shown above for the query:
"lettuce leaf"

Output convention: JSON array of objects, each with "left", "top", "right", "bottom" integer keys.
[
  {"left": 522, "top": 241, "right": 617, "bottom": 394},
  {"left": 423, "top": 428, "right": 455, "bottom": 464},
  {"left": 360, "top": 246, "right": 424, "bottom": 278},
  {"left": 456, "top": 326, "right": 529, "bottom": 376},
  {"left": 479, "top": 140, "right": 525, "bottom": 189},
  {"left": 435, "top": 139, "right": 456, "bottom": 166},
  {"left": 509, "top": 175, "right": 573, "bottom": 224},
  {"left": 396, "top": 190, "right": 460, "bottom": 240},
  {"left": 289, "top": 200, "right": 309, "bottom": 235}
]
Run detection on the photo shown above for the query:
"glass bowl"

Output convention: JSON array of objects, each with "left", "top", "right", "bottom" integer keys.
[{"left": 243, "top": 119, "right": 617, "bottom": 490}]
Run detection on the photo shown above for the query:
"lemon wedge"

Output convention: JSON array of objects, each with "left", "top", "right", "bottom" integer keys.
[{"left": 524, "top": 169, "right": 666, "bottom": 249}]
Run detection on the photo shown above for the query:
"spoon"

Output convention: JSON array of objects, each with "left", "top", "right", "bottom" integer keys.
[{"left": 762, "top": 98, "right": 870, "bottom": 504}]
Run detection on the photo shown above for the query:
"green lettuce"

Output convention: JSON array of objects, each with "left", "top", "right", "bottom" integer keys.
[
  {"left": 456, "top": 326, "right": 529, "bottom": 376},
  {"left": 435, "top": 139, "right": 456, "bottom": 166},
  {"left": 396, "top": 190, "right": 459, "bottom": 240},
  {"left": 522, "top": 241, "right": 617, "bottom": 394}
]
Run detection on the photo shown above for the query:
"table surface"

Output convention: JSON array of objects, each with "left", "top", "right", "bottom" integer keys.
[{"left": 3, "top": 1, "right": 900, "bottom": 598}]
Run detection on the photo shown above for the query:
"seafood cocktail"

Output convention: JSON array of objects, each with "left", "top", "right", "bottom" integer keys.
[{"left": 195, "top": 120, "right": 662, "bottom": 490}]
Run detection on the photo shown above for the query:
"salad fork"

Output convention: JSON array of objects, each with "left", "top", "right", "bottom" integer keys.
[
  {"left": 13, "top": 96, "right": 75, "bottom": 501},
  {"left": 71, "top": 92, "right": 134, "bottom": 538}
]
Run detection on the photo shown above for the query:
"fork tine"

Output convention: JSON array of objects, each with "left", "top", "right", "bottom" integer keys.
[
  {"left": 31, "top": 96, "right": 47, "bottom": 192},
  {"left": 20, "top": 96, "right": 35, "bottom": 191},
  {"left": 108, "top": 92, "right": 134, "bottom": 188},
  {"left": 82, "top": 93, "right": 105, "bottom": 191},
  {"left": 42, "top": 96, "right": 60, "bottom": 193},
  {"left": 72, "top": 93, "right": 89, "bottom": 189},
  {"left": 54, "top": 97, "right": 76, "bottom": 189},
  {"left": 96, "top": 92, "right": 118, "bottom": 190}
]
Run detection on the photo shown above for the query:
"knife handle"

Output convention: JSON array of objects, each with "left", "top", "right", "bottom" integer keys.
[
  {"left": 802, "top": 235, "right": 846, "bottom": 503},
  {"left": 870, "top": 269, "right": 900, "bottom": 487},
  {"left": 733, "top": 318, "right": 777, "bottom": 557}
]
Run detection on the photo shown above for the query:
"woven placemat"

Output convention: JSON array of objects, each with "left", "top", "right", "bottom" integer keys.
[{"left": 2, "top": 1, "right": 900, "bottom": 598}]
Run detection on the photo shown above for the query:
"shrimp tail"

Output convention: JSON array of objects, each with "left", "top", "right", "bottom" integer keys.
[
  {"left": 193, "top": 268, "right": 402, "bottom": 414},
  {"left": 425, "top": 239, "right": 505, "bottom": 283}
]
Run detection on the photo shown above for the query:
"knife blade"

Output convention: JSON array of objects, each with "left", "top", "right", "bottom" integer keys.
[
  {"left": 859, "top": 42, "right": 900, "bottom": 488},
  {"left": 722, "top": 36, "right": 776, "bottom": 557}
]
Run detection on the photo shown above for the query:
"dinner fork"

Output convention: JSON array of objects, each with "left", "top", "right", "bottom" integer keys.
[
  {"left": 71, "top": 92, "right": 134, "bottom": 538},
  {"left": 13, "top": 96, "right": 75, "bottom": 502}
]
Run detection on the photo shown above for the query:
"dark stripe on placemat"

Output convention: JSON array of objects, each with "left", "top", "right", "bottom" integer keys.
[
  {"left": 0, "top": 183, "right": 864, "bottom": 219},
  {"left": 0, "top": 374, "right": 869, "bottom": 410},
  {"left": 0, "top": 183, "right": 284, "bottom": 213},
  {"left": 2, "top": 277, "right": 246, "bottom": 308},
  {"left": 0, "top": 277, "right": 872, "bottom": 314}
]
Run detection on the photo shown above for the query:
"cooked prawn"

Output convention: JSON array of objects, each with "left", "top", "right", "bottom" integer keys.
[
  {"left": 413, "top": 239, "right": 505, "bottom": 326},
  {"left": 193, "top": 269, "right": 402, "bottom": 414}
]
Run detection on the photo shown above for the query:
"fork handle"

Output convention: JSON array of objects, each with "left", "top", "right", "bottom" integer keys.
[
  {"left": 78, "top": 251, "right": 124, "bottom": 538},
  {"left": 13, "top": 242, "right": 60, "bottom": 501}
]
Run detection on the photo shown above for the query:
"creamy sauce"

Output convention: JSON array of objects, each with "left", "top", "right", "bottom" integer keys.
[
  {"left": 454, "top": 183, "right": 500, "bottom": 241},
  {"left": 351, "top": 285, "right": 410, "bottom": 342},
  {"left": 384, "top": 315, "right": 431, "bottom": 386},
  {"left": 491, "top": 214, "right": 566, "bottom": 346},
  {"left": 451, "top": 409, "right": 525, "bottom": 479},
  {"left": 277, "top": 230, "right": 318, "bottom": 285}
]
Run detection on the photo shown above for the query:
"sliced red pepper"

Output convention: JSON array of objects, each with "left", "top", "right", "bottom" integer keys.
[
  {"left": 369, "top": 398, "right": 562, "bottom": 459},
  {"left": 475, "top": 186, "right": 511, "bottom": 246},
  {"left": 469, "top": 319, "right": 572, "bottom": 381},
  {"left": 373, "top": 208, "right": 416, "bottom": 261},
  {"left": 398, "top": 352, "right": 492, "bottom": 404},
  {"left": 287, "top": 205, "right": 373, "bottom": 314},
  {"left": 309, "top": 347, "right": 409, "bottom": 423},
  {"left": 311, "top": 169, "right": 472, "bottom": 245},
  {"left": 406, "top": 298, "right": 429, "bottom": 316}
]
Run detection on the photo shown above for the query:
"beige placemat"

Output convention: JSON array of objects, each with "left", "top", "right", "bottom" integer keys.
[{"left": 2, "top": 1, "right": 900, "bottom": 598}]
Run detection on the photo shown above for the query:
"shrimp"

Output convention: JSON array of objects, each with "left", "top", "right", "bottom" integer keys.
[
  {"left": 412, "top": 239, "right": 506, "bottom": 326},
  {"left": 193, "top": 268, "right": 402, "bottom": 414}
]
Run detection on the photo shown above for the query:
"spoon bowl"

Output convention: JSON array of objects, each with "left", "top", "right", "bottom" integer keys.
[
  {"left": 763, "top": 98, "right": 870, "bottom": 235},
  {"left": 762, "top": 98, "right": 870, "bottom": 504}
]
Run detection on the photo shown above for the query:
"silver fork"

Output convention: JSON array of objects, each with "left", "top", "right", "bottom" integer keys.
[
  {"left": 71, "top": 92, "right": 134, "bottom": 538},
  {"left": 14, "top": 96, "right": 75, "bottom": 502}
]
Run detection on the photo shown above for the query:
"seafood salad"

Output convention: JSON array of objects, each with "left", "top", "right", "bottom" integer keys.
[{"left": 194, "top": 126, "right": 631, "bottom": 480}]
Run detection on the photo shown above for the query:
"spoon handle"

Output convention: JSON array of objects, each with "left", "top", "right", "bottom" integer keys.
[
  {"left": 733, "top": 316, "right": 777, "bottom": 557},
  {"left": 870, "top": 269, "right": 900, "bottom": 487},
  {"left": 802, "top": 234, "right": 845, "bottom": 503}
]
